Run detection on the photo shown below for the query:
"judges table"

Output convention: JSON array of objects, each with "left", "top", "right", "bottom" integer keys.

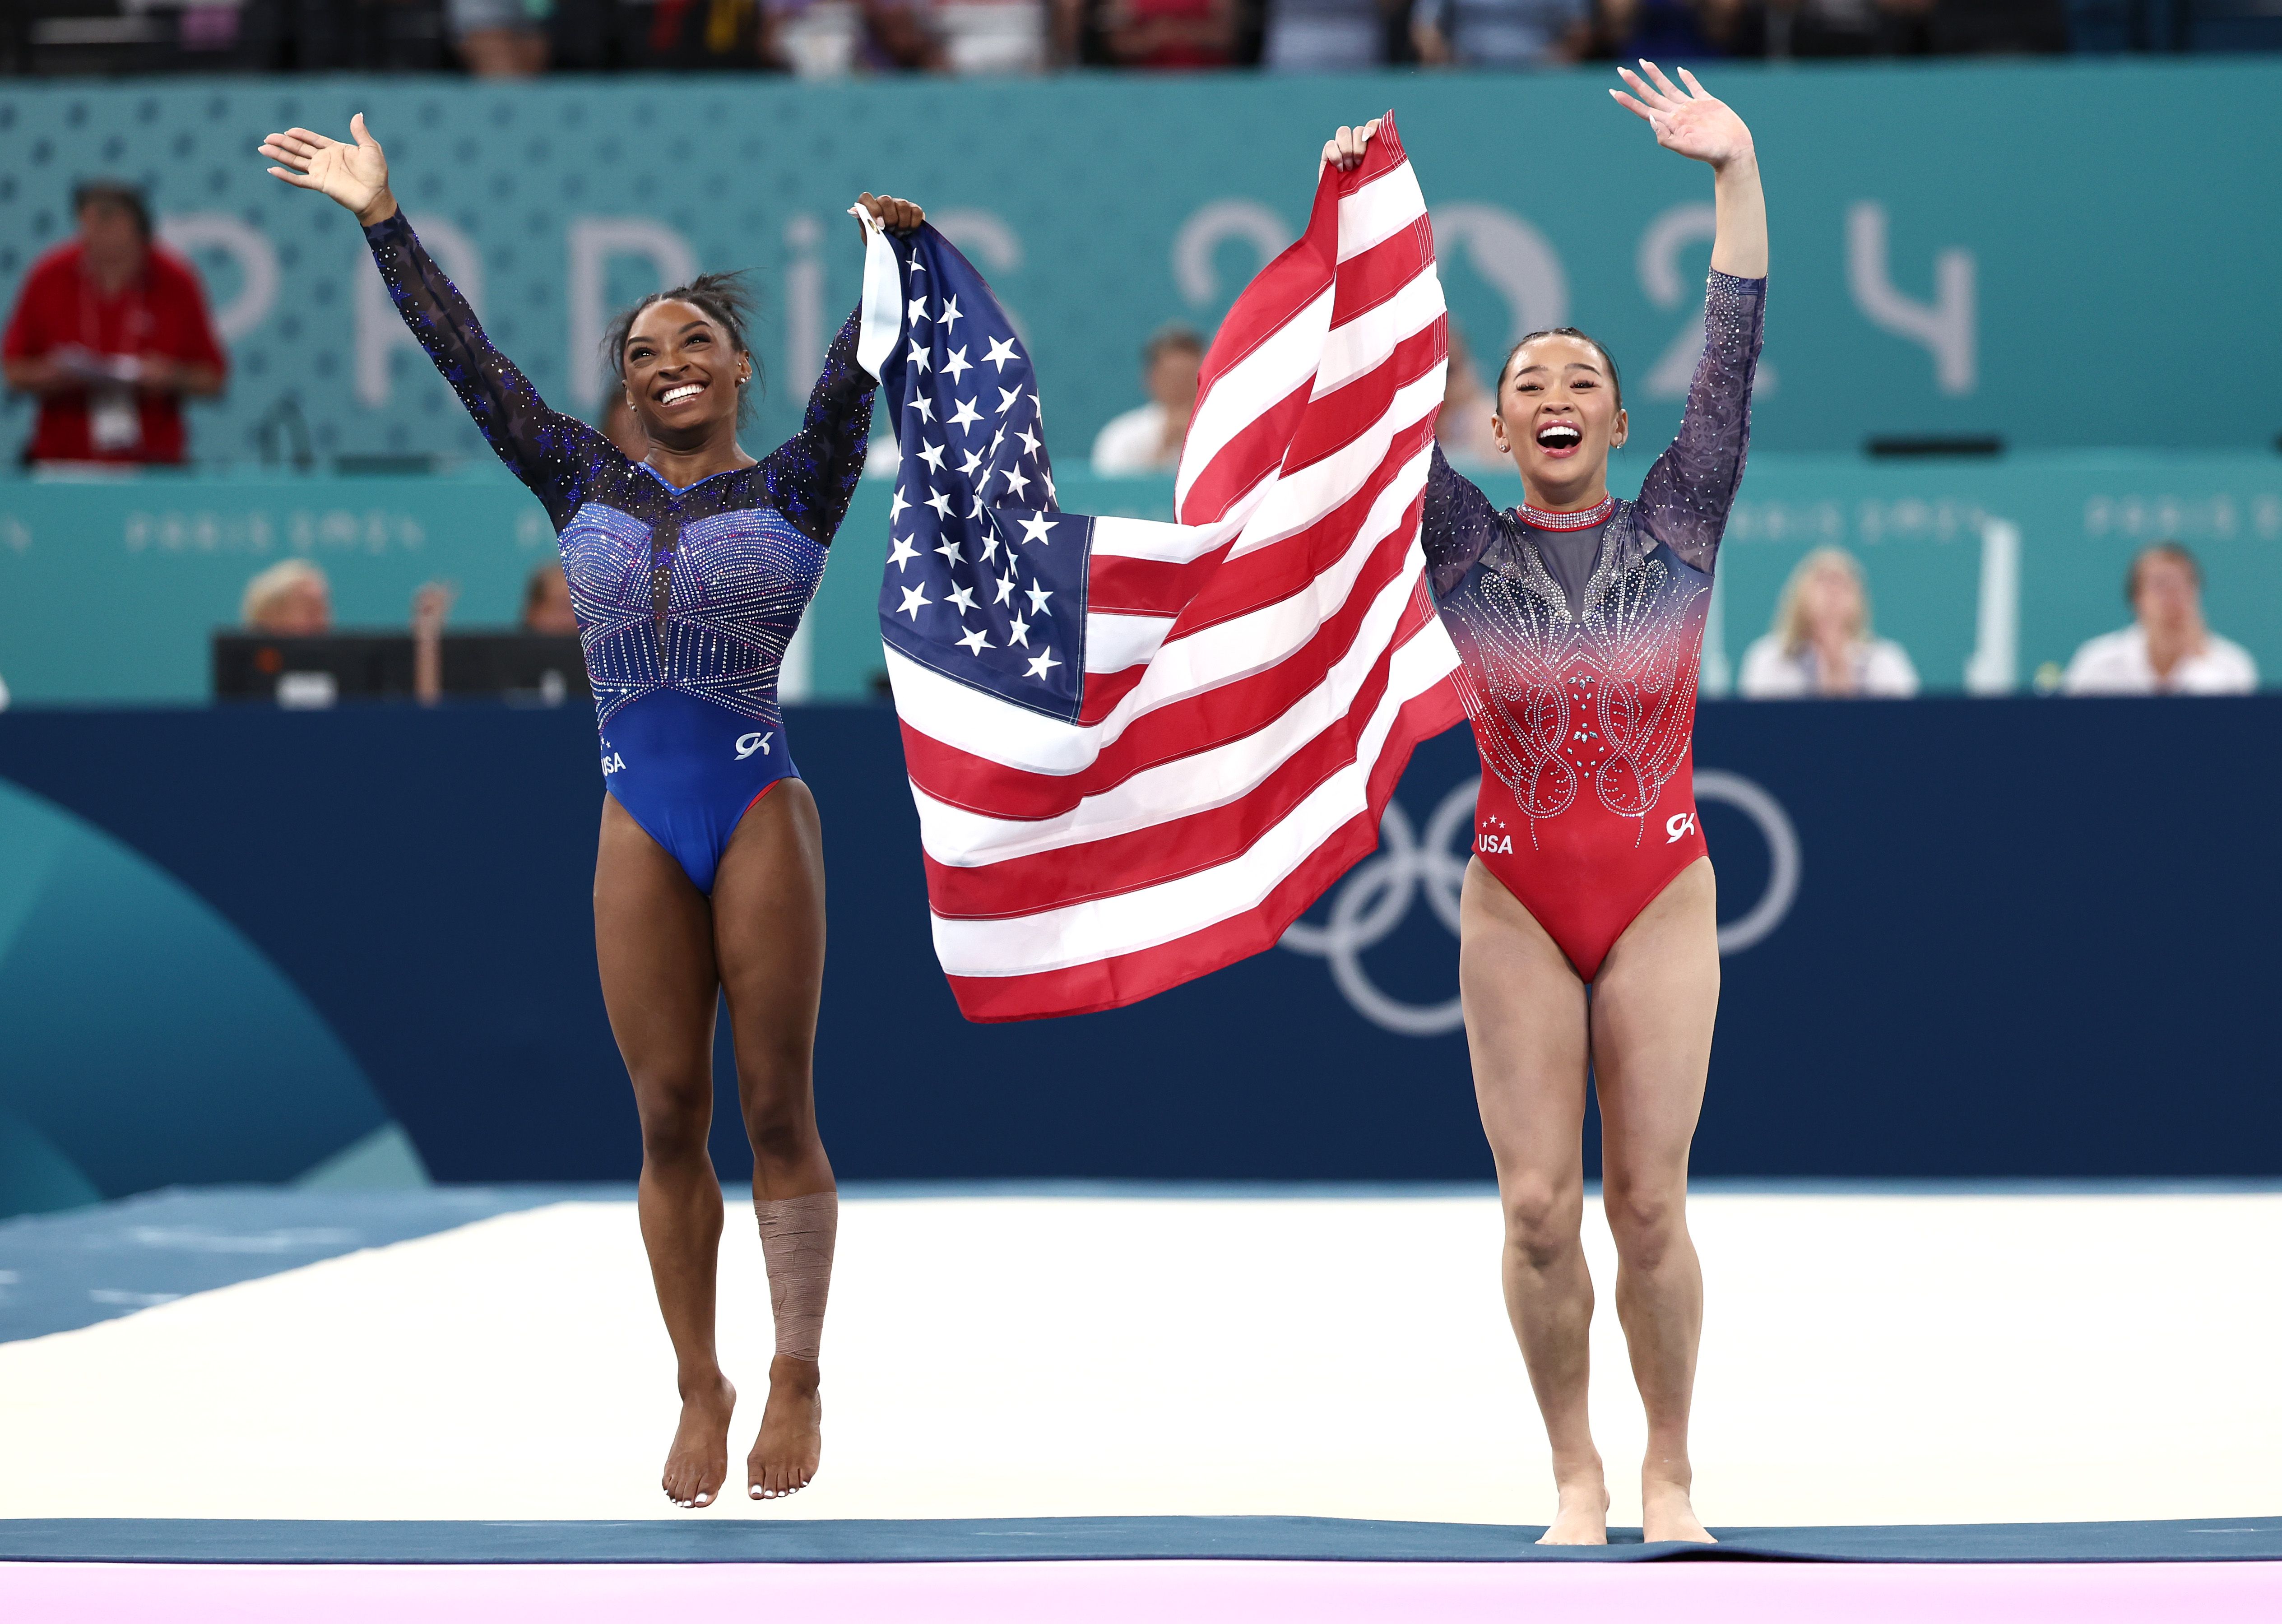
[
  {"left": 0, "top": 695, "right": 2273, "bottom": 1216},
  {"left": 5, "top": 451, "right": 2282, "bottom": 708}
]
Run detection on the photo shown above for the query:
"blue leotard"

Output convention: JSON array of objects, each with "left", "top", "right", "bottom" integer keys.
[{"left": 366, "top": 211, "right": 876, "bottom": 893}]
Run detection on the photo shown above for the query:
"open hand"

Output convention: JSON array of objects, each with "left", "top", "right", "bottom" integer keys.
[
  {"left": 853, "top": 194, "right": 926, "bottom": 235},
  {"left": 259, "top": 113, "right": 395, "bottom": 226},
  {"left": 1611, "top": 62, "right": 1754, "bottom": 171},
  {"left": 1321, "top": 119, "right": 1381, "bottom": 173}
]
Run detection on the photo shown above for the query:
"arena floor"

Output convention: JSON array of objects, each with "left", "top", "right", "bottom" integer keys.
[{"left": 3, "top": 1185, "right": 2279, "bottom": 1618}]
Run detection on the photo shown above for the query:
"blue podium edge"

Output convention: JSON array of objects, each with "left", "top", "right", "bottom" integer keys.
[{"left": 0, "top": 1515, "right": 2277, "bottom": 1566}]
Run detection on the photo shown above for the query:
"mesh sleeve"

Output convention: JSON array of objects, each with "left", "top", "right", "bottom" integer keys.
[
  {"left": 1421, "top": 443, "right": 1511, "bottom": 600},
  {"left": 1631, "top": 270, "right": 1765, "bottom": 576},
  {"left": 759, "top": 305, "right": 877, "bottom": 548},
  {"left": 363, "top": 211, "right": 608, "bottom": 529}
]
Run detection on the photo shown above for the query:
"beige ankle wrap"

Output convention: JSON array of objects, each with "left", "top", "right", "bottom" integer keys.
[{"left": 755, "top": 1191, "right": 837, "bottom": 1363}]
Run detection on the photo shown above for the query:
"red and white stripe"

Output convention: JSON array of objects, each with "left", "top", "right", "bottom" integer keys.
[{"left": 886, "top": 116, "right": 1464, "bottom": 1021}]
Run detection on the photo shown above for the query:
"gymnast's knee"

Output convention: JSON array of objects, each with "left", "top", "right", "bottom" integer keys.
[
  {"left": 632, "top": 1075, "right": 713, "bottom": 1165},
  {"left": 1602, "top": 1182, "right": 1687, "bottom": 1272},
  {"left": 738, "top": 1055, "right": 819, "bottom": 1169},
  {"left": 1503, "top": 1175, "right": 1585, "bottom": 1270}
]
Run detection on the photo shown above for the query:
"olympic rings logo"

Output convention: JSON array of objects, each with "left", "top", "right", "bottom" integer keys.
[{"left": 1279, "top": 770, "right": 1802, "bottom": 1036}]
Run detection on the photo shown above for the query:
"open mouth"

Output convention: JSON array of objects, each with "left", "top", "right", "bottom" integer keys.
[
  {"left": 1535, "top": 423, "right": 1583, "bottom": 453},
  {"left": 659, "top": 383, "right": 704, "bottom": 407}
]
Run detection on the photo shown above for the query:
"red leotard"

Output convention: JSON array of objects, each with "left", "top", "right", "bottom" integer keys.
[{"left": 1422, "top": 272, "right": 1765, "bottom": 979}]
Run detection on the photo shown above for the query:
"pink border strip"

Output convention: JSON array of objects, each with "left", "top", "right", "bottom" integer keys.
[{"left": 6, "top": 1560, "right": 2282, "bottom": 1622}]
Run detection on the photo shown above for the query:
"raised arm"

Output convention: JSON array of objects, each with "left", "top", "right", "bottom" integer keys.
[
  {"left": 1610, "top": 63, "right": 1767, "bottom": 571},
  {"left": 758, "top": 306, "right": 877, "bottom": 548},
  {"left": 260, "top": 116, "right": 605, "bottom": 525},
  {"left": 1421, "top": 443, "right": 1512, "bottom": 600}
]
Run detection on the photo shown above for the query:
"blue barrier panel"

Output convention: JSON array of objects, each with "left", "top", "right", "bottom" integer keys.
[
  {"left": 6, "top": 452, "right": 2282, "bottom": 705},
  {"left": 0, "top": 698, "right": 2275, "bottom": 1210},
  {"left": 1, "top": 63, "right": 2278, "bottom": 475}
]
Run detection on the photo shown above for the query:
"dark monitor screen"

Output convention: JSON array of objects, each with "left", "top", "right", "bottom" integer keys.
[
  {"left": 213, "top": 634, "right": 412, "bottom": 705},
  {"left": 213, "top": 633, "right": 589, "bottom": 706},
  {"left": 440, "top": 635, "right": 589, "bottom": 704}
]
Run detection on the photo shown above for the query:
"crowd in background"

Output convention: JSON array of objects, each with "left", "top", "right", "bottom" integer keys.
[{"left": 10, "top": 0, "right": 2265, "bottom": 79}]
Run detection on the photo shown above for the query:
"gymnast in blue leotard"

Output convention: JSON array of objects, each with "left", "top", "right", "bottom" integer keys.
[{"left": 259, "top": 113, "right": 924, "bottom": 1515}]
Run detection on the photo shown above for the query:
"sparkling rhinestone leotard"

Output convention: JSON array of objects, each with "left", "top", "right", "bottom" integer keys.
[
  {"left": 366, "top": 212, "right": 876, "bottom": 893},
  {"left": 1424, "top": 270, "right": 1765, "bottom": 979}
]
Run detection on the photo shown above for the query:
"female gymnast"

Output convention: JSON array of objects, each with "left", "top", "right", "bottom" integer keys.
[
  {"left": 258, "top": 115, "right": 923, "bottom": 1511},
  {"left": 1327, "top": 64, "right": 1765, "bottom": 1544}
]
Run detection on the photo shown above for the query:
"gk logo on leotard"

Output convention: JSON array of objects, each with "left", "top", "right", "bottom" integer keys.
[
  {"left": 735, "top": 732, "right": 773, "bottom": 760},
  {"left": 1665, "top": 811, "right": 1698, "bottom": 844}
]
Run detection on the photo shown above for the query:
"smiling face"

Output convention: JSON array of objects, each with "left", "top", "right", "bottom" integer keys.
[
  {"left": 1494, "top": 334, "right": 1627, "bottom": 505},
  {"left": 621, "top": 298, "right": 751, "bottom": 445}
]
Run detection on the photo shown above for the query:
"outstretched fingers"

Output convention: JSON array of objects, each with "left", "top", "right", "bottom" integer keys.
[
  {"left": 1608, "top": 88, "right": 1659, "bottom": 125},
  {"left": 1636, "top": 58, "right": 1689, "bottom": 101}
]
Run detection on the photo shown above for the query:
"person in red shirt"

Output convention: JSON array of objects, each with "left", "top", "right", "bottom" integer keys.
[{"left": 2, "top": 181, "right": 227, "bottom": 466}]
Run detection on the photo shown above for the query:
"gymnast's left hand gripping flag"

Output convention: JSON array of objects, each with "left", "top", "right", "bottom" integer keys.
[{"left": 855, "top": 116, "right": 1464, "bottom": 1022}]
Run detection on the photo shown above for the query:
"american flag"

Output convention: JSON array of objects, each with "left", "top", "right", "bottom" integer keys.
[{"left": 860, "top": 115, "right": 1464, "bottom": 1021}]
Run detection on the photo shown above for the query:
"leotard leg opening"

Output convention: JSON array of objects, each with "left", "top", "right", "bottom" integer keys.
[
  {"left": 600, "top": 689, "right": 800, "bottom": 896},
  {"left": 1471, "top": 771, "right": 1710, "bottom": 983}
]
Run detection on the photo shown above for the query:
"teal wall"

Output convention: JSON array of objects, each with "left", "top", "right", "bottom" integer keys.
[
  {"left": 5, "top": 451, "right": 2277, "bottom": 704},
  {"left": 2, "top": 60, "right": 2278, "bottom": 475}
]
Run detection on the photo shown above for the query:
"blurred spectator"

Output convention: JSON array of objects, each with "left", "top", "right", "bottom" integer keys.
[
  {"left": 608, "top": 0, "right": 800, "bottom": 69},
  {"left": 1738, "top": 547, "right": 1919, "bottom": 698},
  {"left": 1091, "top": 324, "right": 1205, "bottom": 475},
  {"left": 1436, "top": 327, "right": 1504, "bottom": 467},
  {"left": 2, "top": 181, "right": 227, "bottom": 468},
  {"left": 525, "top": 561, "right": 582, "bottom": 635},
  {"left": 1263, "top": 0, "right": 1399, "bottom": 69},
  {"left": 1082, "top": 0, "right": 1240, "bottom": 66},
  {"left": 451, "top": 0, "right": 553, "bottom": 73},
  {"left": 933, "top": 0, "right": 1050, "bottom": 70},
  {"left": 1413, "top": 0, "right": 1588, "bottom": 65},
  {"left": 1592, "top": 0, "right": 1722, "bottom": 57},
  {"left": 2062, "top": 543, "right": 2256, "bottom": 695},
  {"left": 856, "top": 0, "right": 952, "bottom": 67},
  {"left": 1754, "top": 0, "right": 2059, "bottom": 56},
  {"left": 241, "top": 560, "right": 333, "bottom": 637},
  {"left": 597, "top": 390, "right": 649, "bottom": 462}
]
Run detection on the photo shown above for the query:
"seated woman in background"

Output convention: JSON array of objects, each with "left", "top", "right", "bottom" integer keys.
[
  {"left": 241, "top": 558, "right": 333, "bottom": 636},
  {"left": 1738, "top": 545, "right": 1917, "bottom": 698}
]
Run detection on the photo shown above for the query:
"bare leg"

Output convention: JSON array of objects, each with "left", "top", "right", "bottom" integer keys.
[
  {"left": 594, "top": 796, "right": 734, "bottom": 1511},
  {"left": 711, "top": 780, "right": 834, "bottom": 1501},
  {"left": 1592, "top": 855, "right": 1720, "bottom": 1544},
  {"left": 1459, "top": 857, "right": 1608, "bottom": 1544}
]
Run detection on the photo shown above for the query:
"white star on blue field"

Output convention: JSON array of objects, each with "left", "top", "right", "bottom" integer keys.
[{"left": 876, "top": 230, "right": 1089, "bottom": 720}]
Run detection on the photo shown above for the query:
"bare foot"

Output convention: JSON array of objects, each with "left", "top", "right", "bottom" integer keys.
[
  {"left": 747, "top": 1354, "right": 822, "bottom": 1501},
  {"left": 1537, "top": 1475, "right": 1611, "bottom": 1545},
  {"left": 1642, "top": 1476, "right": 1714, "bottom": 1543},
  {"left": 662, "top": 1372, "right": 735, "bottom": 1510}
]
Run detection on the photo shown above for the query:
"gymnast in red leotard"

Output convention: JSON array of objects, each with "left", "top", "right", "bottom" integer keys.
[{"left": 1330, "top": 62, "right": 1764, "bottom": 1548}]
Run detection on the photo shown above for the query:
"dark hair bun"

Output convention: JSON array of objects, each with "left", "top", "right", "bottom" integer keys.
[{"left": 603, "top": 271, "right": 763, "bottom": 425}]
